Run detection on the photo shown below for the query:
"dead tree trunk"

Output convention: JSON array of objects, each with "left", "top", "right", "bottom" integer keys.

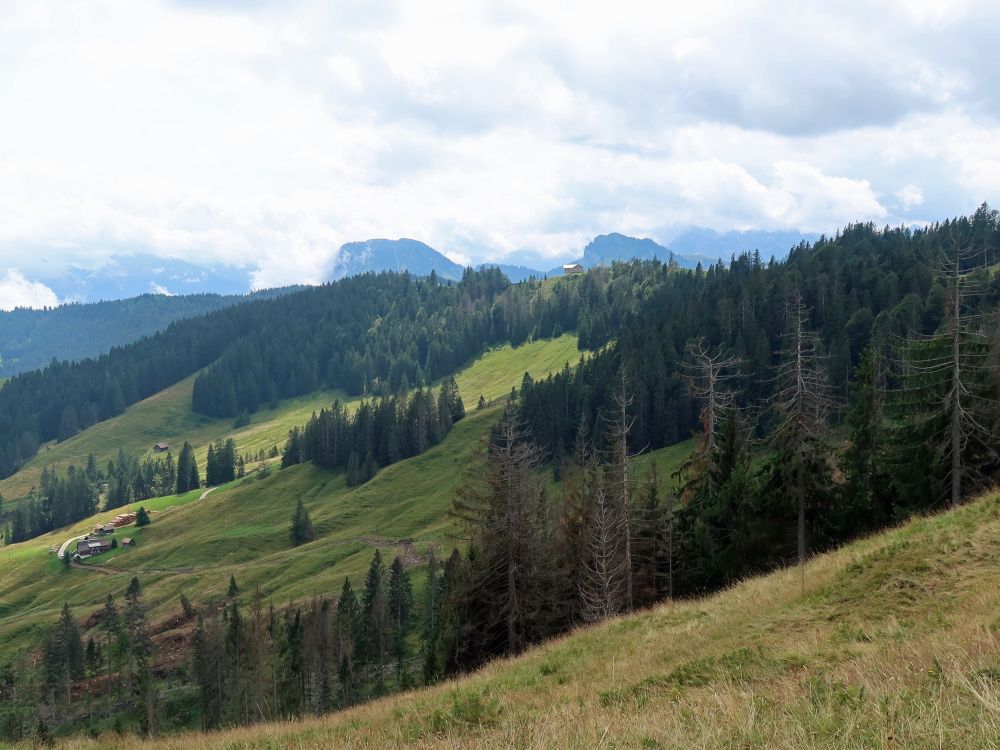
[
  {"left": 771, "top": 291, "right": 833, "bottom": 585},
  {"left": 683, "top": 339, "right": 743, "bottom": 497},
  {"left": 950, "top": 239, "right": 963, "bottom": 508}
]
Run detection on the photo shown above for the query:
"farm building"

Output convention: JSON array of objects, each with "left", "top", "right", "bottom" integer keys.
[
  {"left": 92, "top": 523, "right": 117, "bottom": 535},
  {"left": 153, "top": 442, "right": 170, "bottom": 453},
  {"left": 121, "top": 537, "right": 135, "bottom": 547},
  {"left": 75, "top": 537, "right": 112, "bottom": 559},
  {"left": 562, "top": 263, "right": 584, "bottom": 274}
]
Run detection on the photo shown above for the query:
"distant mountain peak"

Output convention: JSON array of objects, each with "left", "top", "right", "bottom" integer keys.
[{"left": 331, "top": 238, "right": 465, "bottom": 281}]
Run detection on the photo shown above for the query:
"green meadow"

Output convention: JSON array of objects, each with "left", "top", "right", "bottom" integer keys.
[
  {"left": 0, "top": 333, "right": 626, "bottom": 654},
  {"left": 0, "top": 333, "right": 582, "bottom": 501}
]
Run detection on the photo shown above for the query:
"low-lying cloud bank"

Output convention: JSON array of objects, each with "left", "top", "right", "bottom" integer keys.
[
  {"left": 0, "top": 270, "right": 61, "bottom": 311},
  {"left": 0, "top": 0, "right": 997, "bottom": 289}
]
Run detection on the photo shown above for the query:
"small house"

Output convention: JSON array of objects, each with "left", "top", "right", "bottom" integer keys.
[
  {"left": 153, "top": 442, "right": 170, "bottom": 453},
  {"left": 562, "top": 263, "right": 584, "bottom": 275},
  {"left": 121, "top": 537, "right": 135, "bottom": 547},
  {"left": 75, "top": 537, "right": 111, "bottom": 558}
]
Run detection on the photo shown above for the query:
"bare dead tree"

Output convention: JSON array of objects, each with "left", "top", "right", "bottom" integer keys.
[
  {"left": 664, "top": 489, "right": 675, "bottom": 601},
  {"left": 604, "top": 367, "right": 636, "bottom": 611},
  {"left": 770, "top": 290, "right": 835, "bottom": 579},
  {"left": 892, "top": 232, "right": 999, "bottom": 507},
  {"left": 578, "top": 483, "right": 628, "bottom": 621},
  {"left": 683, "top": 338, "right": 744, "bottom": 495}
]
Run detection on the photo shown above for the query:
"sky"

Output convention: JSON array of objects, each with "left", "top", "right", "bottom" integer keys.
[{"left": 1, "top": 0, "right": 999, "bottom": 307}]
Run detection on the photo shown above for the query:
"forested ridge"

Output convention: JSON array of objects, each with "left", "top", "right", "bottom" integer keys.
[
  {"left": 518, "top": 208, "right": 1000, "bottom": 462},
  {"left": 0, "top": 262, "right": 658, "bottom": 483},
  {"left": 0, "top": 270, "right": 513, "bottom": 480},
  {"left": 3, "top": 210, "right": 998, "bottom": 495},
  {"left": 0, "top": 289, "right": 298, "bottom": 378},
  {"left": 3, "top": 208, "right": 1000, "bottom": 742},
  {"left": 506, "top": 206, "right": 1000, "bottom": 599}
]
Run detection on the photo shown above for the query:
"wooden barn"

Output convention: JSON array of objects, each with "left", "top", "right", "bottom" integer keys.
[{"left": 75, "top": 538, "right": 112, "bottom": 559}]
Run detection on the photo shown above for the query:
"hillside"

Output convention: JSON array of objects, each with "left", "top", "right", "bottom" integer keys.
[
  {"left": 40, "top": 491, "right": 1000, "bottom": 749},
  {"left": 0, "top": 333, "right": 595, "bottom": 648},
  {"left": 0, "top": 332, "right": 583, "bottom": 501},
  {"left": 0, "top": 290, "right": 298, "bottom": 378}
]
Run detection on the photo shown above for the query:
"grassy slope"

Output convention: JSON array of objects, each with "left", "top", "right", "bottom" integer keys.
[
  {"left": 53, "top": 492, "right": 1000, "bottom": 750},
  {"left": 0, "top": 333, "right": 582, "bottom": 501},
  {"left": 0, "top": 334, "right": 603, "bottom": 651}
]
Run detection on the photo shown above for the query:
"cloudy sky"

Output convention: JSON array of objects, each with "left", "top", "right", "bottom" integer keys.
[{"left": 1, "top": 0, "right": 999, "bottom": 306}]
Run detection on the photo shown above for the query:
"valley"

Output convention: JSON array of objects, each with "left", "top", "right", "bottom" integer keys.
[
  {"left": 3, "top": 214, "right": 1000, "bottom": 746},
  {"left": 0, "top": 332, "right": 610, "bottom": 654},
  {"left": 0, "top": 333, "right": 582, "bottom": 502},
  {"left": 4, "top": 4, "right": 997, "bottom": 745}
]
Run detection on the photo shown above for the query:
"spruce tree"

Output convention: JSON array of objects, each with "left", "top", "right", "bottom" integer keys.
[
  {"left": 362, "top": 550, "right": 388, "bottom": 695},
  {"left": 335, "top": 578, "right": 360, "bottom": 707},
  {"left": 451, "top": 417, "right": 550, "bottom": 663},
  {"left": 176, "top": 442, "right": 200, "bottom": 494},
  {"left": 387, "top": 556, "right": 413, "bottom": 686},
  {"left": 421, "top": 550, "right": 441, "bottom": 684},
  {"left": 289, "top": 499, "right": 315, "bottom": 546}
]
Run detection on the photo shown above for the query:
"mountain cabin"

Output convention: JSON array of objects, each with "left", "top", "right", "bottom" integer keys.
[
  {"left": 153, "top": 442, "right": 170, "bottom": 453},
  {"left": 75, "top": 538, "right": 112, "bottom": 559},
  {"left": 562, "top": 263, "right": 584, "bottom": 274}
]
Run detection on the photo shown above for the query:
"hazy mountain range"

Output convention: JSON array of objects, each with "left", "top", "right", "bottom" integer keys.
[
  {"left": 20, "top": 228, "right": 819, "bottom": 305},
  {"left": 0, "top": 288, "right": 300, "bottom": 377},
  {"left": 0, "top": 227, "right": 817, "bottom": 375},
  {"left": 35, "top": 254, "right": 256, "bottom": 303},
  {"left": 326, "top": 228, "right": 819, "bottom": 285}
]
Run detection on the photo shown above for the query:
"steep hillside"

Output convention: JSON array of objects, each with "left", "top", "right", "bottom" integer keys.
[
  {"left": 0, "top": 289, "right": 297, "bottom": 378},
  {"left": 0, "top": 333, "right": 595, "bottom": 649},
  {"left": 0, "top": 333, "right": 582, "bottom": 501},
  {"left": 50, "top": 492, "right": 1000, "bottom": 749}
]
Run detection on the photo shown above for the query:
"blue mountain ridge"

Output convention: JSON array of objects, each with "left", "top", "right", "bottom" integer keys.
[{"left": 19, "top": 229, "right": 818, "bottom": 307}]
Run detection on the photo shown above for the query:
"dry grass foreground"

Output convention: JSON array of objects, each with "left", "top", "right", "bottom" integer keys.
[{"left": 32, "top": 491, "right": 1000, "bottom": 749}]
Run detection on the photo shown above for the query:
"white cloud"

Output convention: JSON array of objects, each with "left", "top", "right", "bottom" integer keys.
[
  {"left": 0, "top": 0, "right": 997, "bottom": 288},
  {"left": 896, "top": 184, "right": 925, "bottom": 210},
  {"left": 0, "top": 270, "right": 61, "bottom": 310},
  {"left": 149, "top": 282, "right": 174, "bottom": 296}
]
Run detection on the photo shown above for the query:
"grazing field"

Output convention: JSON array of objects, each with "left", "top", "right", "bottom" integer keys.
[
  {"left": 457, "top": 332, "right": 583, "bottom": 405},
  {"left": 0, "top": 333, "right": 600, "bottom": 651},
  {"left": 0, "top": 333, "right": 583, "bottom": 501},
  {"left": 40, "top": 491, "right": 1000, "bottom": 750}
]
